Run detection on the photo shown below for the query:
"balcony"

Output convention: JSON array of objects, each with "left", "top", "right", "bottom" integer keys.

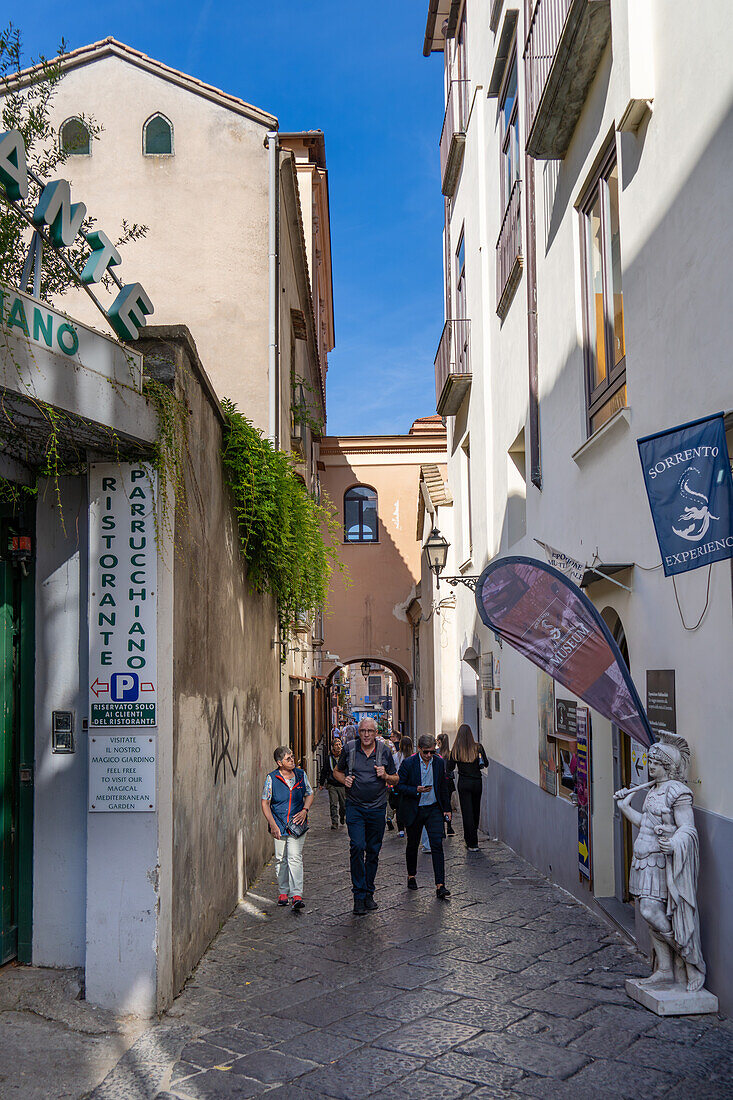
[
  {"left": 435, "top": 318, "right": 471, "bottom": 416},
  {"left": 524, "top": 0, "right": 611, "bottom": 159},
  {"left": 439, "top": 79, "right": 469, "bottom": 197},
  {"left": 496, "top": 180, "right": 523, "bottom": 318}
]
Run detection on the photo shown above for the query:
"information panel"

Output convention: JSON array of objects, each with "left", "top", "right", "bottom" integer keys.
[
  {"left": 89, "top": 464, "right": 157, "bottom": 726},
  {"left": 89, "top": 734, "right": 156, "bottom": 812}
]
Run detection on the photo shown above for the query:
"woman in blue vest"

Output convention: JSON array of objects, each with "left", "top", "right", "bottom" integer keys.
[{"left": 261, "top": 746, "right": 314, "bottom": 910}]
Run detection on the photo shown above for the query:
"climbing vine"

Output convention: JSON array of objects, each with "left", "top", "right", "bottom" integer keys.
[
  {"left": 220, "top": 399, "right": 343, "bottom": 647},
  {"left": 142, "top": 374, "right": 190, "bottom": 549}
]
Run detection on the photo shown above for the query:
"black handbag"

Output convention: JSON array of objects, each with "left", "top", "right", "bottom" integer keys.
[{"left": 287, "top": 813, "right": 309, "bottom": 838}]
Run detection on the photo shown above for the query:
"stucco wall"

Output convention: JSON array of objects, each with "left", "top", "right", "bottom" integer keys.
[
  {"left": 49, "top": 53, "right": 272, "bottom": 429},
  {"left": 134, "top": 328, "right": 281, "bottom": 995},
  {"left": 427, "top": 0, "right": 733, "bottom": 1000},
  {"left": 320, "top": 434, "right": 447, "bottom": 701},
  {"left": 32, "top": 476, "right": 88, "bottom": 967}
]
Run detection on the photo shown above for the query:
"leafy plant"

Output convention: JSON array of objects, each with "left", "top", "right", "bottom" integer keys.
[
  {"left": 220, "top": 399, "right": 342, "bottom": 647},
  {"left": 0, "top": 23, "right": 146, "bottom": 301}
]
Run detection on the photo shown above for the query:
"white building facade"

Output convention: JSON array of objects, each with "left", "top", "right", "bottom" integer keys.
[{"left": 422, "top": 0, "right": 733, "bottom": 1010}]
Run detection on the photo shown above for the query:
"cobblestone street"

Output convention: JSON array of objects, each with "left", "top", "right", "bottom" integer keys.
[{"left": 90, "top": 796, "right": 733, "bottom": 1100}]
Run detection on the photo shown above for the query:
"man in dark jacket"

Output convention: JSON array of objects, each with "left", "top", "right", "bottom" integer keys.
[
  {"left": 320, "top": 736, "right": 346, "bottom": 829},
  {"left": 398, "top": 734, "right": 452, "bottom": 899}
]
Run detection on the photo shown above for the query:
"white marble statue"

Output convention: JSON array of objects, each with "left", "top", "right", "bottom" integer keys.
[{"left": 614, "top": 732, "right": 710, "bottom": 1006}]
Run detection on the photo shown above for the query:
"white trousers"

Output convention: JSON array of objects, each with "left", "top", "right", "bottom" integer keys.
[{"left": 273, "top": 833, "right": 306, "bottom": 897}]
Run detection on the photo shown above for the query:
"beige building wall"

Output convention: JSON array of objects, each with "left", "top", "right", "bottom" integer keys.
[
  {"left": 47, "top": 48, "right": 274, "bottom": 426},
  {"left": 320, "top": 419, "right": 447, "bottom": 733},
  {"left": 35, "top": 40, "right": 335, "bottom": 778}
]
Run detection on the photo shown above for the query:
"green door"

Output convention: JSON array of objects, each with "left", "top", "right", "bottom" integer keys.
[
  {"left": 0, "top": 559, "right": 17, "bottom": 962},
  {"left": 0, "top": 505, "right": 34, "bottom": 965}
]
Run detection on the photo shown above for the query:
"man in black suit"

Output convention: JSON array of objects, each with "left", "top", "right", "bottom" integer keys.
[{"left": 397, "top": 734, "right": 452, "bottom": 899}]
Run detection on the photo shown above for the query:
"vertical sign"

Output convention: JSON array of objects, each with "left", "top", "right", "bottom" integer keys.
[
  {"left": 646, "top": 670, "right": 676, "bottom": 737},
  {"left": 89, "top": 464, "right": 157, "bottom": 727},
  {"left": 576, "top": 706, "right": 591, "bottom": 879}
]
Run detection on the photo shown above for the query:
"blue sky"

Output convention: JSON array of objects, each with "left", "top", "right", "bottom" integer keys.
[{"left": 21, "top": 1, "right": 445, "bottom": 436}]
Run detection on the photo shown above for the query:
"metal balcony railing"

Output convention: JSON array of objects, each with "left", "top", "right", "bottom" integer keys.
[
  {"left": 496, "top": 179, "right": 523, "bottom": 317},
  {"left": 434, "top": 318, "right": 471, "bottom": 416},
  {"left": 524, "top": 0, "right": 573, "bottom": 140},
  {"left": 524, "top": 0, "right": 611, "bottom": 159},
  {"left": 439, "top": 79, "right": 469, "bottom": 197}
]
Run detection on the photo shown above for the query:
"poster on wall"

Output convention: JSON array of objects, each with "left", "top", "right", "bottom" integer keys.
[
  {"left": 646, "top": 670, "right": 676, "bottom": 736},
  {"left": 556, "top": 698, "right": 578, "bottom": 738},
  {"left": 474, "top": 556, "right": 654, "bottom": 747},
  {"left": 88, "top": 734, "right": 156, "bottom": 812},
  {"left": 576, "top": 706, "right": 591, "bottom": 879},
  {"left": 537, "top": 670, "right": 557, "bottom": 795},
  {"left": 89, "top": 464, "right": 158, "bottom": 727}
]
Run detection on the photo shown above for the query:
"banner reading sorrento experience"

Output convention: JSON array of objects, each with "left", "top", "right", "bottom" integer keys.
[
  {"left": 637, "top": 412, "right": 733, "bottom": 577},
  {"left": 475, "top": 556, "right": 654, "bottom": 747}
]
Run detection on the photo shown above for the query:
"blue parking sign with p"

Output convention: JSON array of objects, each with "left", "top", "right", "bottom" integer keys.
[{"left": 111, "top": 672, "right": 140, "bottom": 701}]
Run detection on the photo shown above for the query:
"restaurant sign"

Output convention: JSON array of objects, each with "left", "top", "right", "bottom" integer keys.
[
  {"left": 0, "top": 128, "right": 154, "bottom": 340},
  {"left": 89, "top": 463, "right": 157, "bottom": 726}
]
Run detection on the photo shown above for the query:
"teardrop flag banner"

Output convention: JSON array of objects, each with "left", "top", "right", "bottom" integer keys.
[{"left": 475, "top": 556, "right": 655, "bottom": 747}]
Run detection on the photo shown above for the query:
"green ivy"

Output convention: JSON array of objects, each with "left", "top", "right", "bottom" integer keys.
[{"left": 221, "top": 399, "right": 342, "bottom": 643}]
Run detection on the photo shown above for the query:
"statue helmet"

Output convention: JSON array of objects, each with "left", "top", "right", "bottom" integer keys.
[{"left": 650, "top": 732, "right": 690, "bottom": 781}]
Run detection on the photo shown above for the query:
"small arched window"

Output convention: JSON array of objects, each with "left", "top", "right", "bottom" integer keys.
[
  {"left": 344, "top": 486, "right": 378, "bottom": 543},
  {"left": 143, "top": 113, "right": 173, "bottom": 156},
  {"left": 59, "top": 117, "right": 91, "bottom": 156}
]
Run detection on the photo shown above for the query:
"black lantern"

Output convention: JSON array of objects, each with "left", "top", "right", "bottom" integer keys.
[
  {"left": 360, "top": 659, "right": 372, "bottom": 678},
  {"left": 424, "top": 527, "right": 450, "bottom": 586}
]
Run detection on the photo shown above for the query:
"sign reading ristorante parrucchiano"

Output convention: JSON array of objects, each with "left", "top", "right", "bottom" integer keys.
[
  {"left": 89, "top": 464, "right": 157, "bottom": 727},
  {"left": 0, "top": 128, "right": 153, "bottom": 340}
]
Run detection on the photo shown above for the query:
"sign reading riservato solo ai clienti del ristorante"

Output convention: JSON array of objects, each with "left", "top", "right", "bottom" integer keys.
[{"left": 89, "top": 464, "right": 157, "bottom": 726}]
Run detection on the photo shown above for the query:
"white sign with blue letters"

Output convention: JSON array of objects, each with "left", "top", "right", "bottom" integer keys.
[{"left": 89, "top": 463, "right": 157, "bottom": 726}]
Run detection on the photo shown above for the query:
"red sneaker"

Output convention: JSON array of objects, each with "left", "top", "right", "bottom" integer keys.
[
  {"left": 292, "top": 896, "right": 305, "bottom": 910},
  {"left": 277, "top": 894, "right": 288, "bottom": 906}
]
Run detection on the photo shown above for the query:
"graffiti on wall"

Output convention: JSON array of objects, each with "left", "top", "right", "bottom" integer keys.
[{"left": 205, "top": 698, "right": 240, "bottom": 783}]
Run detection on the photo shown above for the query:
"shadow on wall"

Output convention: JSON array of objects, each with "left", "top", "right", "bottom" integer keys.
[
  {"left": 475, "top": 96, "right": 733, "bottom": 1010},
  {"left": 321, "top": 468, "right": 419, "bottom": 683}
]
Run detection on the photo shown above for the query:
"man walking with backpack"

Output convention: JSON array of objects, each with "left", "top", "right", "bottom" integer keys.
[{"left": 333, "top": 717, "right": 398, "bottom": 914}]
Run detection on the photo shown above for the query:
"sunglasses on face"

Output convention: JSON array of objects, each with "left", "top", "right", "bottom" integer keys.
[{"left": 422, "top": 749, "right": 436, "bottom": 755}]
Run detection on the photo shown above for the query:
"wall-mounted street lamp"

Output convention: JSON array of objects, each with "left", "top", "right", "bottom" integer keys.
[
  {"left": 360, "top": 659, "right": 372, "bottom": 678},
  {"left": 423, "top": 527, "right": 479, "bottom": 592},
  {"left": 423, "top": 528, "right": 450, "bottom": 588}
]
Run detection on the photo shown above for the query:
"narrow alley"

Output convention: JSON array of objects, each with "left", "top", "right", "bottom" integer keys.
[{"left": 85, "top": 798, "right": 733, "bottom": 1100}]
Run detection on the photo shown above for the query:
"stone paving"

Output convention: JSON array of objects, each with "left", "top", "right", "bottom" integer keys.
[{"left": 90, "top": 795, "right": 733, "bottom": 1099}]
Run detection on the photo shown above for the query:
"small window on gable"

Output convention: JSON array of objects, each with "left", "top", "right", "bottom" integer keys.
[
  {"left": 60, "top": 117, "right": 91, "bottom": 156},
  {"left": 143, "top": 113, "right": 173, "bottom": 156}
]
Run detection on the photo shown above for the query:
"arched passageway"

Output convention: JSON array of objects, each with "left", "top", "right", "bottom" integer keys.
[{"left": 325, "top": 657, "right": 412, "bottom": 740}]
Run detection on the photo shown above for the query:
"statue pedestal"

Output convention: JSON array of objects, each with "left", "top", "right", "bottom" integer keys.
[{"left": 626, "top": 978, "right": 719, "bottom": 1016}]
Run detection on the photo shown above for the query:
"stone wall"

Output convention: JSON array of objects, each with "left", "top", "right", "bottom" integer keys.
[{"left": 135, "top": 327, "right": 281, "bottom": 995}]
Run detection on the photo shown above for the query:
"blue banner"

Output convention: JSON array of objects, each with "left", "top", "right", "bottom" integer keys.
[{"left": 638, "top": 413, "right": 733, "bottom": 577}]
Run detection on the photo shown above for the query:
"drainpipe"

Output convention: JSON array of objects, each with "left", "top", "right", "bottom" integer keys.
[
  {"left": 266, "top": 131, "right": 280, "bottom": 447},
  {"left": 523, "top": 1, "right": 542, "bottom": 489}
]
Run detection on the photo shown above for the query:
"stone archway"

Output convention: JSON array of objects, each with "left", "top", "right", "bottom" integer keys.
[{"left": 325, "top": 656, "right": 413, "bottom": 738}]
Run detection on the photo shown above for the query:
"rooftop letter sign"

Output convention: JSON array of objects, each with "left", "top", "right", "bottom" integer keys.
[
  {"left": 475, "top": 556, "right": 654, "bottom": 747},
  {"left": 0, "top": 128, "right": 154, "bottom": 340}
]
